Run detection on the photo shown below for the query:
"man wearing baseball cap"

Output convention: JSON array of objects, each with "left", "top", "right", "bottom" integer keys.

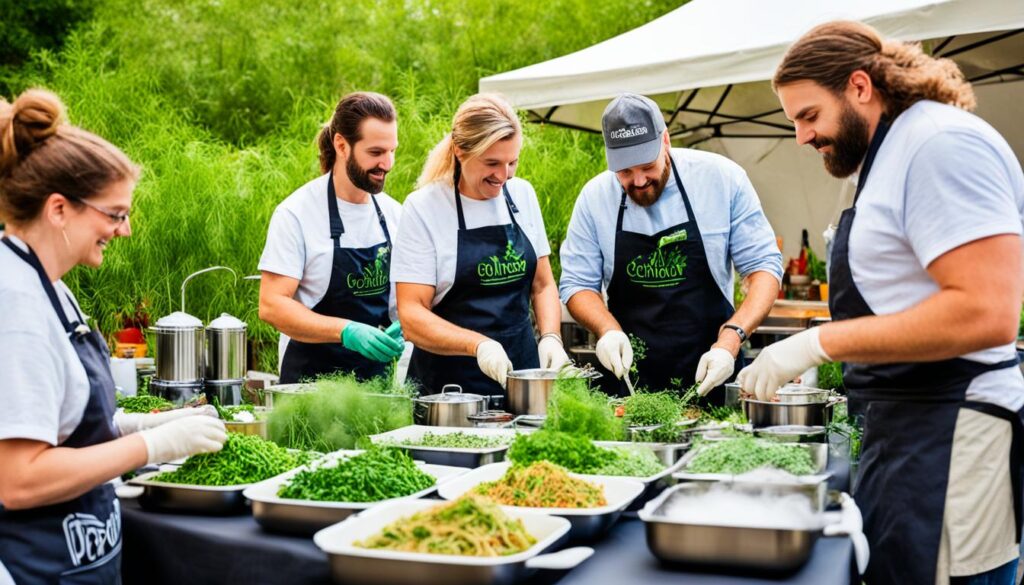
[{"left": 559, "top": 93, "right": 782, "bottom": 398}]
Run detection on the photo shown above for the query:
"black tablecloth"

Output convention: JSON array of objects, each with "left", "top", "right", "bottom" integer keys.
[{"left": 121, "top": 499, "right": 854, "bottom": 585}]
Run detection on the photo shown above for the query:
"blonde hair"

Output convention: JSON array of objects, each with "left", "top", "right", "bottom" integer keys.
[
  {"left": 0, "top": 88, "right": 139, "bottom": 225},
  {"left": 416, "top": 93, "right": 521, "bottom": 188},
  {"left": 773, "top": 20, "right": 976, "bottom": 115}
]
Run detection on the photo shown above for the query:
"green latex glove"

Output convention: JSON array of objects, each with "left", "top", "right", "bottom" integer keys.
[
  {"left": 341, "top": 322, "right": 404, "bottom": 362},
  {"left": 384, "top": 321, "right": 404, "bottom": 342}
]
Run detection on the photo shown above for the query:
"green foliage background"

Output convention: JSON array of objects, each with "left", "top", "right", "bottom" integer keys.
[{"left": 2, "top": 0, "right": 683, "bottom": 371}]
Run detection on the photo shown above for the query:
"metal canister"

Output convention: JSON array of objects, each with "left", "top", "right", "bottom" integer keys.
[
  {"left": 152, "top": 311, "right": 204, "bottom": 382},
  {"left": 205, "top": 313, "right": 247, "bottom": 382}
]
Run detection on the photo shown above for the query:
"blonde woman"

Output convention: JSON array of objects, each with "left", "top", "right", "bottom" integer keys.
[
  {"left": 392, "top": 94, "right": 568, "bottom": 397},
  {"left": 0, "top": 90, "right": 225, "bottom": 583}
]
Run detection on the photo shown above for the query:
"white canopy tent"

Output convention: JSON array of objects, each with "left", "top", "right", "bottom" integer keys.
[{"left": 479, "top": 0, "right": 1024, "bottom": 257}]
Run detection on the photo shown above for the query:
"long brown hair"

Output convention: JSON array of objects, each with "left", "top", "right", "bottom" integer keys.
[
  {"left": 416, "top": 93, "right": 520, "bottom": 188},
  {"left": 773, "top": 20, "right": 976, "bottom": 115},
  {"left": 317, "top": 92, "right": 396, "bottom": 174},
  {"left": 0, "top": 88, "right": 139, "bottom": 225}
]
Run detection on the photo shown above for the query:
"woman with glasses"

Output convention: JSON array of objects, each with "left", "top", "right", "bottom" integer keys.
[{"left": 0, "top": 89, "right": 226, "bottom": 584}]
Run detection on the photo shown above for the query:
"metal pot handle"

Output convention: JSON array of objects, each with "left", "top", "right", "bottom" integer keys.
[
  {"left": 181, "top": 266, "right": 237, "bottom": 313},
  {"left": 441, "top": 384, "right": 463, "bottom": 396}
]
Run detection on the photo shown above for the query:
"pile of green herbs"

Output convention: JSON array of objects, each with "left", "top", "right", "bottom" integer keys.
[
  {"left": 117, "top": 394, "right": 174, "bottom": 413},
  {"left": 543, "top": 376, "right": 624, "bottom": 441},
  {"left": 268, "top": 372, "right": 413, "bottom": 452},
  {"left": 278, "top": 447, "right": 434, "bottom": 503},
  {"left": 508, "top": 430, "right": 665, "bottom": 477},
  {"left": 686, "top": 436, "right": 816, "bottom": 476},
  {"left": 157, "top": 433, "right": 306, "bottom": 486},
  {"left": 395, "top": 432, "right": 512, "bottom": 450},
  {"left": 621, "top": 391, "right": 683, "bottom": 443},
  {"left": 817, "top": 362, "right": 844, "bottom": 391},
  {"left": 827, "top": 402, "right": 863, "bottom": 460},
  {"left": 10, "top": 0, "right": 682, "bottom": 372}
]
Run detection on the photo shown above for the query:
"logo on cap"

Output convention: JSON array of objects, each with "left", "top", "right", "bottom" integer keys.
[{"left": 609, "top": 125, "right": 649, "bottom": 141}]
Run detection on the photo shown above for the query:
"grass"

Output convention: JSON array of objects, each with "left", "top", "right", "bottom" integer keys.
[{"left": 6, "top": 0, "right": 685, "bottom": 371}]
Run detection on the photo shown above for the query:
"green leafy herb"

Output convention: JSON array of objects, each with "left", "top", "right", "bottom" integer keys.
[
  {"left": 394, "top": 432, "right": 512, "bottom": 449},
  {"left": 117, "top": 394, "right": 174, "bottom": 413},
  {"left": 157, "top": 433, "right": 304, "bottom": 486},
  {"left": 817, "top": 362, "right": 844, "bottom": 391},
  {"left": 686, "top": 436, "right": 816, "bottom": 476},
  {"left": 543, "top": 376, "right": 624, "bottom": 441},
  {"left": 278, "top": 447, "right": 435, "bottom": 502},
  {"left": 622, "top": 391, "right": 682, "bottom": 443},
  {"left": 508, "top": 430, "right": 665, "bottom": 477}
]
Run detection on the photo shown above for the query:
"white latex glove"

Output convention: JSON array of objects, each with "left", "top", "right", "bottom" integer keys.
[
  {"left": 823, "top": 493, "right": 870, "bottom": 575},
  {"left": 736, "top": 328, "right": 830, "bottom": 401},
  {"left": 596, "top": 330, "right": 632, "bottom": 379},
  {"left": 538, "top": 335, "right": 570, "bottom": 370},
  {"left": 114, "top": 404, "right": 219, "bottom": 435},
  {"left": 138, "top": 415, "right": 227, "bottom": 465},
  {"left": 476, "top": 339, "right": 513, "bottom": 388},
  {"left": 694, "top": 347, "right": 735, "bottom": 396}
]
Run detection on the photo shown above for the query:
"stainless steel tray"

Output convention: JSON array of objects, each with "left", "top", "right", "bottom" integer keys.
[
  {"left": 243, "top": 450, "right": 468, "bottom": 535},
  {"left": 437, "top": 462, "right": 645, "bottom": 543},
  {"left": 741, "top": 397, "right": 841, "bottom": 428},
  {"left": 639, "top": 483, "right": 822, "bottom": 571},
  {"left": 592, "top": 441, "right": 690, "bottom": 511},
  {"left": 672, "top": 442, "right": 830, "bottom": 510},
  {"left": 369, "top": 425, "right": 522, "bottom": 468},
  {"left": 128, "top": 470, "right": 254, "bottom": 515},
  {"left": 314, "top": 498, "right": 593, "bottom": 585}
]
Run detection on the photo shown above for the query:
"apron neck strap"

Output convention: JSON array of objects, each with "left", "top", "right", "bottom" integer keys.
[
  {"left": 453, "top": 160, "right": 520, "bottom": 231},
  {"left": 616, "top": 153, "right": 693, "bottom": 232},
  {"left": 1, "top": 236, "right": 80, "bottom": 333},
  {"left": 853, "top": 116, "right": 893, "bottom": 205},
  {"left": 326, "top": 171, "right": 391, "bottom": 245}
]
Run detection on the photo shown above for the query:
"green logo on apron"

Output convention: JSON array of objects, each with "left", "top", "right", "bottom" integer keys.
[
  {"left": 477, "top": 240, "right": 528, "bottom": 286},
  {"left": 626, "top": 232, "right": 688, "bottom": 288},
  {"left": 346, "top": 246, "right": 391, "bottom": 297}
]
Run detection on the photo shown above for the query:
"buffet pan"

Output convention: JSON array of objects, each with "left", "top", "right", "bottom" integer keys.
[
  {"left": 243, "top": 450, "right": 468, "bottom": 535},
  {"left": 369, "top": 425, "right": 522, "bottom": 468},
  {"left": 436, "top": 461, "right": 644, "bottom": 542},
  {"left": 129, "top": 469, "right": 254, "bottom": 515},
  {"left": 313, "top": 498, "right": 594, "bottom": 585},
  {"left": 639, "top": 482, "right": 823, "bottom": 571}
]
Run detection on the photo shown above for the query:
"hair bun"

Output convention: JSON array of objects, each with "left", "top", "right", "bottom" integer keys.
[{"left": 0, "top": 88, "right": 66, "bottom": 177}]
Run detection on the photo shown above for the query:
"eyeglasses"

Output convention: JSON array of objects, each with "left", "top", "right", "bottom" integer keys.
[{"left": 65, "top": 195, "right": 130, "bottom": 226}]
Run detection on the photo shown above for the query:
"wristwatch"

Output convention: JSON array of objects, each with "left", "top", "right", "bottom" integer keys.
[{"left": 720, "top": 323, "right": 747, "bottom": 343}]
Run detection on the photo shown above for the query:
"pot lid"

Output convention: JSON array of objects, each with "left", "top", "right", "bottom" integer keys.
[
  {"left": 207, "top": 312, "right": 247, "bottom": 331},
  {"left": 416, "top": 385, "right": 486, "bottom": 404},
  {"left": 154, "top": 311, "right": 203, "bottom": 329}
]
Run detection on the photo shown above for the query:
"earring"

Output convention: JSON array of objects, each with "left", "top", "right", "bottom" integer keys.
[{"left": 61, "top": 228, "right": 72, "bottom": 251}]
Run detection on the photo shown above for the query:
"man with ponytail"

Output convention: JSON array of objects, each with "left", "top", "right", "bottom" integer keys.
[
  {"left": 0, "top": 89, "right": 226, "bottom": 583},
  {"left": 738, "top": 21, "right": 1024, "bottom": 584},
  {"left": 393, "top": 93, "right": 568, "bottom": 395},
  {"left": 259, "top": 92, "right": 405, "bottom": 383}
]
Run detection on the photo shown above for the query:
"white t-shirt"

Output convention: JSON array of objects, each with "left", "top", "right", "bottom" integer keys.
[
  {"left": 849, "top": 100, "right": 1024, "bottom": 410},
  {"left": 258, "top": 173, "right": 403, "bottom": 317},
  {"left": 0, "top": 234, "right": 91, "bottom": 446},
  {"left": 391, "top": 177, "right": 552, "bottom": 305}
]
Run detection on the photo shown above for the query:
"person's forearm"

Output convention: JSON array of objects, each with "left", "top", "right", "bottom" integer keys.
[
  {"left": 0, "top": 435, "right": 148, "bottom": 510},
  {"left": 820, "top": 288, "right": 1018, "bottom": 363},
  {"left": 566, "top": 290, "right": 622, "bottom": 337},
  {"left": 400, "top": 301, "right": 488, "bottom": 357},
  {"left": 260, "top": 294, "right": 349, "bottom": 344},
  {"left": 532, "top": 280, "right": 561, "bottom": 336},
  {"left": 715, "top": 271, "right": 779, "bottom": 356}
]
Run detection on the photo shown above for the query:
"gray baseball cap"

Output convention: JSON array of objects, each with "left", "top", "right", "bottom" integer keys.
[{"left": 601, "top": 93, "right": 667, "bottom": 172}]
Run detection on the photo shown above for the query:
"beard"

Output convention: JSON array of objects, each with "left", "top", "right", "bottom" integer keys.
[
  {"left": 346, "top": 154, "right": 388, "bottom": 194},
  {"left": 625, "top": 155, "right": 671, "bottom": 207},
  {"left": 814, "top": 103, "right": 871, "bottom": 179}
]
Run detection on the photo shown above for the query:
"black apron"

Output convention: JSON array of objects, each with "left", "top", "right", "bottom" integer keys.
[
  {"left": 829, "top": 119, "right": 1024, "bottom": 584},
  {"left": 407, "top": 165, "right": 539, "bottom": 398},
  {"left": 0, "top": 237, "right": 123, "bottom": 584},
  {"left": 279, "top": 172, "right": 393, "bottom": 383},
  {"left": 601, "top": 156, "right": 737, "bottom": 399}
]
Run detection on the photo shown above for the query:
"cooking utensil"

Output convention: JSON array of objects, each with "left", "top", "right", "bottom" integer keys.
[
  {"left": 129, "top": 469, "right": 254, "bottom": 515},
  {"left": 205, "top": 312, "right": 247, "bottom": 382},
  {"left": 413, "top": 385, "right": 488, "bottom": 427},
  {"left": 505, "top": 368, "right": 601, "bottom": 416},
  {"left": 753, "top": 425, "right": 827, "bottom": 443},
  {"left": 244, "top": 451, "right": 468, "bottom": 535},
  {"left": 639, "top": 482, "right": 823, "bottom": 571},
  {"left": 623, "top": 372, "right": 635, "bottom": 395},
  {"left": 742, "top": 396, "right": 842, "bottom": 428},
  {"left": 314, "top": 498, "right": 593, "bottom": 585},
  {"left": 369, "top": 425, "right": 520, "bottom": 468},
  {"left": 152, "top": 311, "right": 204, "bottom": 383},
  {"left": 436, "top": 461, "right": 644, "bottom": 542},
  {"left": 775, "top": 385, "right": 830, "bottom": 404},
  {"left": 263, "top": 382, "right": 315, "bottom": 409}
]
